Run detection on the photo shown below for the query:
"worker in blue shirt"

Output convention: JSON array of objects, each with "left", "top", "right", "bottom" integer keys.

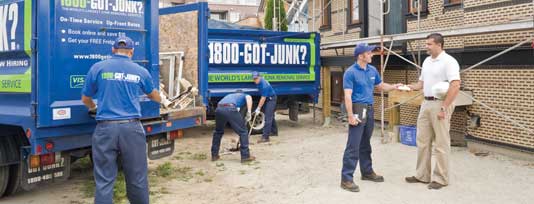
[
  {"left": 211, "top": 90, "right": 256, "bottom": 163},
  {"left": 340, "top": 43, "right": 402, "bottom": 192},
  {"left": 252, "top": 72, "right": 278, "bottom": 143},
  {"left": 81, "top": 36, "right": 161, "bottom": 204}
]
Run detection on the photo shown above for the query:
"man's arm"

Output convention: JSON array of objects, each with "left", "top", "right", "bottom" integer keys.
[
  {"left": 376, "top": 82, "right": 403, "bottom": 92},
  {"left": 256, "top": 96, "right": 266, "bottom": 112},
  {"left": 146, "top": 90, "right": 162, "bottom": 103},
  {"left": 245, "top": 95, "right": 253, "bottom": 112},
  {"left": 407, "top": 81, "right": 424, "bottom": 91},
  {"left": 442, "top": 80, "right": 461, "bottom": 108},
  {"left": 81, "top": 95, "right": 97, "bottom": 110}
]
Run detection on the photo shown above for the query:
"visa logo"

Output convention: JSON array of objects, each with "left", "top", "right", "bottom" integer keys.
[{"left": 70, "top": 75, "right": 85, "bottom": 88}]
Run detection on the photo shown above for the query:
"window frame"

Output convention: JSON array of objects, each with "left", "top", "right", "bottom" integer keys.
[
  {"left": 444, "top": 0, "right": 462, "bottom": 7},
  {"left": 404, "top": 0, "right": 429, "bottom": 17},
  {"left": 347, "top": 0, "right": 363, "bottom": 26},
  {"left": 320, "top": 0, "right": 332, "bottom": 30}
]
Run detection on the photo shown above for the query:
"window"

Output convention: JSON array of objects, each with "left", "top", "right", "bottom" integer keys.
[
  {"left": 348, "top": 0, "right": 360, "bottom": 25},
  {"left": 320, "top": 0, "right": 331, "bottom": 29},
  {"left": 406, "top": 0, "right": 428, "bottom": 15},
  {"left": 229, "top": 12, "right": 240, "bottom": 23},
  {"left": 211, "top": 11, "right": 228, "bottom": 22},
  {"left": 445, "top": 0, "right": 462, "bottom": 6},
  {"left": 408, "top": 0, "right": 423, "bottom": 14}
]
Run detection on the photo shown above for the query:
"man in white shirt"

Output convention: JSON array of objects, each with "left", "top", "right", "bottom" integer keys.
[{"left": 405, "top": 33, "right": 461, "bottom": 190}]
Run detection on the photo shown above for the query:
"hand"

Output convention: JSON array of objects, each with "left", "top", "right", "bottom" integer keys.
[
  {"left": 347, "top": 115, "right": 362, "bottom": 126},
  {"left": 245, "top": 111, "right": 252, "bottom": 122},
  {"left": 394, "top": 83, "right": 404, "bottom": 89},
  {"left": 407, "top": 84, "right": 415, "bottom": 91},
  {"left": 254, "top": 108, "right": 261, "bottom": 114},
  {"left": 88, "top": 105, "right": 97, "bottom": 117},
  {"left": 437, "top": 110, "right": 446, "bottom": 120}
]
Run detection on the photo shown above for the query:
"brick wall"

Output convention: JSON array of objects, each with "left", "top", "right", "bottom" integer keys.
[
  {"left": 309, "top": 0, "right": 361, "bottom": 56},
  {"left": 464, "top": 1, "right": 534, "bottom": 47},
  {"left": 402, "top": 1, "right": 534, "bottom": 150},
  {"left": 464, "top": 0, "right": 510, "bottom": 8},
  {"left": 406, "top": 0, "right": 465, "bottom": 50},
  {"left": 463, "top": 68, "right": 534, "bottom": 148}
]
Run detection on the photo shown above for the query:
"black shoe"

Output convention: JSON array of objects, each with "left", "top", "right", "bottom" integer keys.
[
  {"left": 241, "top": 155, "right": 256, "bottom": 163},
  {"left": 270, "top": 132, "right": 278, "bottom": 137},
  {"left": 361, "top": 172, "right": 384, "bottom": 182},
  {"left": 428, "top": 181, "right": 447, "bottom": 190},
  {"left": 257, "top": 138, "right": 270, "bottom": 143},
  {"left": 405, "top": 176, "right": 430, "bottom": 184},
  {"left": 211, "top": 155, "right": 220, "bottom": 162},
  {"left": 340, "top": 181, "right": 360, "bottom": 192}
]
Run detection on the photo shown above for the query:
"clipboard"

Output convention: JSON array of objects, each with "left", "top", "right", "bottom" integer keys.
[{"left": 352, "top": 103, "right": 368, "bottom": 124}]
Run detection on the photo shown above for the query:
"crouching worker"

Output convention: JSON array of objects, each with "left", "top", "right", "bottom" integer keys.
[{"left": 211, "top": 90, "right": 256, "bottom": 163}]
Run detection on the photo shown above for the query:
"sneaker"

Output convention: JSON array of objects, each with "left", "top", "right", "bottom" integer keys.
[
  {"left": 340, "top": 181, "right": 360, "bottom": 192},
  {"left": 361, "top": 172, "right": 384, "bottom": 182}
]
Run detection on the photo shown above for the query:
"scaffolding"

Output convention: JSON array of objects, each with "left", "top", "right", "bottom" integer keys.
[{"left": 314, "top": 0, "right": 534, "bottom": 143}]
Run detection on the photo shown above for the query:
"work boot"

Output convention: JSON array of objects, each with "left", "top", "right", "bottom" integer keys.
[
  {"left": 257, "top": 138, "right": 270, "bottom": 143},
  {"left": 405, "top": 176, "right": 430, "bottom": 184},
  {"left": 361, "top": 172, "right": 384, "bottom": 182},
  {"left": 340, "top": 181, "right": 360, "bottom": 192},
  {"left": 428, "top": 181, "right": 447, "bottom": 190},
  {"left": 211, "top": 155, "right": 220, "bottom": 162},
  {"left": 241, "top": 155, "right": 256, "bottom": 163}
]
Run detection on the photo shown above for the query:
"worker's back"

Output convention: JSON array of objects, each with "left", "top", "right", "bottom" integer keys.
[
  {"left": 218, "top": 93, "right": 246, "bottom": 107},
  {"left": 83, "top": 54, "right": 154, "bottom": 121}
]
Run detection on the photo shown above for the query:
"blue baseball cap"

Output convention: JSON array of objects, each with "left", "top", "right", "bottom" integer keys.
[
  {"left": 353, "top": 43, "right": 377, "bottom": 57},
  {"left": 252, "top": 71, "right": 261, "bottom": 79},
  {"left": 113, "top": 36, "right": 134, "bottom": 49}
]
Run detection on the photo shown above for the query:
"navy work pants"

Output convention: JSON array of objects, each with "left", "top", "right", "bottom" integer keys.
[{"left": 92, "top": 120, "right": 149, "bottom": 204}]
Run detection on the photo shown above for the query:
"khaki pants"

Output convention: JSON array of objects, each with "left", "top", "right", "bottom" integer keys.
[{"left": 415, "top": 100, "right": 454, "bottom": 185}]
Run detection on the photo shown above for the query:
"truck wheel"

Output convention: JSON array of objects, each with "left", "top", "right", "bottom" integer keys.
[
  {"left": 0, "top": 138, "right": 11, "bottom": 197},
  {"left": 248, "top": 112, "right": 265, "bottom": 135},
  {"left": 288, "top": 101, "right": 299, "bottom": 122},
  {"left": 239, "top": 106, "right": 264, "bottom": 135},
  {"left": 4, "top": 136, "right": 22, "bottom": 196}
]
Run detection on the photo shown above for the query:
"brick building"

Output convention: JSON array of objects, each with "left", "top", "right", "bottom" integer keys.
[
  {"left": 310, "top": 0, "right": 534, "bottom": 156},
  {"left": 160, "top": 0, "right": 260, "bottom": 23}
]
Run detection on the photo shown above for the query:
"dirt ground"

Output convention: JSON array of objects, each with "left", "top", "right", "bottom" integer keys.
[{"left": 1, "top": 112, "right": 534, "bottom": 204}]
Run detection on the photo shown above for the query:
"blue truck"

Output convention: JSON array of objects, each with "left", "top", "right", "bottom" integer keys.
[
  {"left": 0, "top": 1, "right": 320, "bottom": 197},
  {"left": 0, "top": 0, "right": 206, "bottom": 197},
  {"left": 160, "top": 3, "right": 321, "bottom": 133}
]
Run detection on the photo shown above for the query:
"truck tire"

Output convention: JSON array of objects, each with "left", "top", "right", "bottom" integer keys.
[
  {"left": 248, "top": 112, "right": 265, "bottom": 135},
  {"left": 238, "top": 107, "right": 264, "bottom": 135},
  {"left": 288, "top": 101, "right": 299, "bottom": 122},
  {"left": 4, "top": 136, "right": 22, "bottom": 196},
  {"left": 0, "top": 139, "right": 11, "bottom": 197}
]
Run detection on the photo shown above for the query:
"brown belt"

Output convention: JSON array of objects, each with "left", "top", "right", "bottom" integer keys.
[{"left": 424, "top": 96, "right": 439, "bottom": 101}]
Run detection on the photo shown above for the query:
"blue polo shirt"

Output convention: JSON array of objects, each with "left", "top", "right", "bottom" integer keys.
[
  {"left": 82, "top": 54, "right": 155, "bottom": 121},
  {"left": 343, "top": 63, "right": 382, "bottom": 104},
  {"left": 218, "top": 93, "right": 247, "bottom": 107},
  {"left": 257, "top": 78, "right": 276, "bottom": 97}
]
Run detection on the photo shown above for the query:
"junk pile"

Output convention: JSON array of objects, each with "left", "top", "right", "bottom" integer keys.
[{"left": 160, "top": 78, "right": 198, "bottom": 111}]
